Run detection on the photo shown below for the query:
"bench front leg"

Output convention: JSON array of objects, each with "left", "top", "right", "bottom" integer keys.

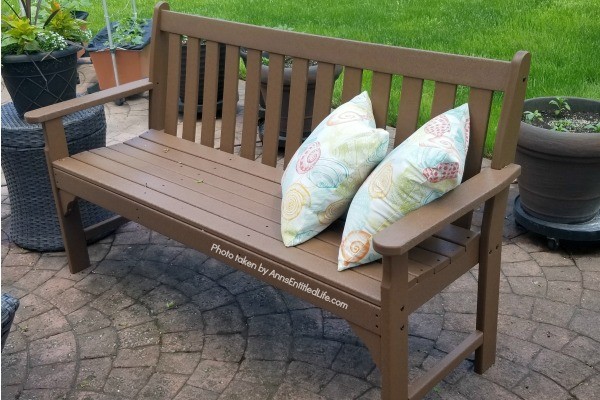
[
  {"left": 43, "top": 119, "right": 90, "bottom": 273},
  {"left": 475, "top": 187, "right": 510, "bottom": 373},
  {"left": 380, "top": 253, "right": 409, "bottom": 400}
]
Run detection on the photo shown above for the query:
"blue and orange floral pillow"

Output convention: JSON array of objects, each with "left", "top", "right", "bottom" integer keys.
[
  {"left": 281, "top": 92, "right": 390, "bottom": 247},
  {"left": 337, "top": 104, "right": 470, "bottom": 270}
]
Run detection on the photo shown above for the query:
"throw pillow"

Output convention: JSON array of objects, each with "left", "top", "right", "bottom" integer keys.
[
  {"left": 281, "top": 91, "right": 390, "bottom": 247},
  {"left": 338, "top": 103, "right": 470, "bottom": 270}
]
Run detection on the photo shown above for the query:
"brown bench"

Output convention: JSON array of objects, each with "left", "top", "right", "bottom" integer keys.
[{"left": 25, "top": 2, "right": 530, "bottom": 399}]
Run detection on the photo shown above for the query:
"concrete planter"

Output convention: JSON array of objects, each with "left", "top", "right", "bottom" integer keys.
[{"left": 516, "top": 97, "right": 600, "bottom": 223}]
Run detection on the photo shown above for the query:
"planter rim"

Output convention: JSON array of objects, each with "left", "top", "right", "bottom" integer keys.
[
  {"left": 519, "top": 96, "right": 600, "bottom": 157},
  {"left": 1, "top": 45, "right": 80, "bottom": 64}
]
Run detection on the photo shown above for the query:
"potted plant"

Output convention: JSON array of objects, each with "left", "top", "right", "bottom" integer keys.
[
  {"left": 87, "top": 16, "right": 151, "bottom": 90},
  {"left": 240, "top": 46, "right": 343, "bottom": 147},
  {"left": 516, "top": 96, "right": 600, "bottom": 224},
  {"left": 1, "top": 0, "right": 91, "bottom": 116}
]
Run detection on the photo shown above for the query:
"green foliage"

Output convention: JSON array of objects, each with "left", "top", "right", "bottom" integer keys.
[
  {"left": 1, "top": 0, "right": 89, "bottom": 55},
  {"left": 108, "top": 17, "right": 147, "bottom": 48},
  {"left": 523, "top": 110, "right": 543, "bottom": 123},
  {"left": 46, "top": 3, "right": 90, "bottom": 42},
  {"left": 584, "top": 121, "right": 600, "bottom": 133},
  {"left": 57, "top": 0, "right": 90, "bottom": 11},
  {"left": 549, "top": 97, "right": 571, "bottom": 117},
  {"left": 550, "top": 119, "right": 574, "bottom": 132},
  {"left": 1, "top": 14, "right": 42, "bottom": 53}
]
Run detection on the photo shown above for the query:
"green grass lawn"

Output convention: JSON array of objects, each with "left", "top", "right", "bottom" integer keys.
[{"left": 5, "top": 0, "right": 599, "bottom": 154}]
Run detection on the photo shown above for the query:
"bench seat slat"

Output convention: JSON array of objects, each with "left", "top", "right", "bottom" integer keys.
[
  {"left": 89, "top": 147, "right": 282, "bottom": 221},
  {"left": 141, "top": 130, "right": 283, "bottom": 183},
  {"left": 128, "top": 135, "right": 281, "bottom": 196},
  {"left": 108, "top": 143, "right": 280, "bottom": 207},
  {"left": 71, "top": 151, "right": 285, "bottom": 241}
]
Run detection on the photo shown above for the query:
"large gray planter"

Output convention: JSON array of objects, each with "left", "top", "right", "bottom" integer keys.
[
  {"left": 240, "top": 50, "right": 342, "bottom": 146},
  {"left": 516, "top": 97, "right": 600, "bottom": 224}
]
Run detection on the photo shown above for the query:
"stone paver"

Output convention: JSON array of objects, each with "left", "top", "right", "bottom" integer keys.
[{"left": 2, "top": 62, "right": 599, "bottom": 400}]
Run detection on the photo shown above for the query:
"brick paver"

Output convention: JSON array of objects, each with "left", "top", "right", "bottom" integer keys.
[{"left": 2, "top": 63, "right": 600, "bottom": 400}]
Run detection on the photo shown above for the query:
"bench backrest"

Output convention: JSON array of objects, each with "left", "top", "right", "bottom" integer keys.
[{"left": 148, "top": 2, "right": 529, "bottom": 183}]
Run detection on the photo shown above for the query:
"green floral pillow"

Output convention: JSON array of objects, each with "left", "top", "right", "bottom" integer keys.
[
  {"left": 338, "top": 103, "right": 470, "bottom": 270},
  {"left": 281, "top": 92, "right": 390, "bottom": 247}
]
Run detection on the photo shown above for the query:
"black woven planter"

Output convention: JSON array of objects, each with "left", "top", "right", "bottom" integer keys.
[
  {"left": 1, "top": 45, "right": 79, "bottom": 117},
  {"left": 1, "top": 101, "right": 114, "bottom": 251},
  {"left": 178, "top": 42, "right": 227, "bottom": 114}
]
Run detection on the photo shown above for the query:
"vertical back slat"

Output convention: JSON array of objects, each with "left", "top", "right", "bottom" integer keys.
[
  {"left": 371, "top": 72, "right": 392, "bottom": 129},
  {"left": 220, "top": 44, "right": 240, "bottom": 153},
  {"left": 181, "top": 37, "right": 200, "bottom": 142},
  {"left": 148, "top": 2, "right": 170, "bottom": 131},
  {"left": 200, "top": 41, "right": 220, "bottom": 147},
  {"left": 454, "top": 87, "right": 494, "bottom": 229},
  {"left": 341, "top": 67, "right": 363, "bottom": 103},
  {"left": 240, "top": 49, "right": 262, "bottom": 160},
  {"left": 284, "top": 58, "right": 309, "bottom": 167},
  {"left": 262, "top": 53, "right": 285, "bottom": 167},
  {"left": 312, "top": 62, "right": 336, "bottom": 130},
  {"left": 465, "top": 88, "right": 494, "bottom": 181},
  {"left": 395, "top": 76, "right": 423, "bottom": 146},
  {"left": 164, "top": 33, "right": 182, "bottom": 135},
  {"left": 430, "top": 81, "right": 457, "bottom": 118}
]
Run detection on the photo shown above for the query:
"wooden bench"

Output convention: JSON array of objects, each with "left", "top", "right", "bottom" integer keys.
[{"left": 25, "top": 2, "right": 530, "bottom": 398}]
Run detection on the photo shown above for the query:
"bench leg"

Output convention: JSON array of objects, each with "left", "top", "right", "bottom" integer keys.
[
  {"left": 474, "top": 188, "right": 509, "bottom": 373},
  {"left": 55, "top": 191, "right": 91, "bottom": 274},
  {"left": 380, "top": 254, "right": 409, "bottom": 400}
]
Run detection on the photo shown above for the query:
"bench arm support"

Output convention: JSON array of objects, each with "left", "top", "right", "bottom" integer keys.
[
  {"left": 372, "top": 164, "right": 520, "bottom": 256},
  {"left": 24, "top": 79, "right": 154, "bottom": 124}
]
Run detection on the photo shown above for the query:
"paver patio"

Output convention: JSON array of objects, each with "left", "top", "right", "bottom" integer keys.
[{"left": 1, "top": 62, "right": 599, "bottom": 400}]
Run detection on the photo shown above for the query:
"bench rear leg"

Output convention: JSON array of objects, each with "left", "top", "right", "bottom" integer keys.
[{"left": 474, "top": 188, "right": 509, "bottom": 373}]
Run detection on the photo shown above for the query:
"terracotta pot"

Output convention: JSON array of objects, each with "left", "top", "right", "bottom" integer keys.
[
  {"left": 516, "top": 97, "right": 600, "bottom": 223},
  {"left": 89, "top": 47, "right": 150, "bottom": 90},
  {"left": 1, "top": 45, "right": 79, "bottom": 117}
]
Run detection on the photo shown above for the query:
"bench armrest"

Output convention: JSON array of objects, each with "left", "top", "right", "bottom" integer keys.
[
  {"left": 372, "top": 164, "right": 520, "bottom": 256},
  {"left": 24, "top": 79, "right": 154, "bottom": 124}
]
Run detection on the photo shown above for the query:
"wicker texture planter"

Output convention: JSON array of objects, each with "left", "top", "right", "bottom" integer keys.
[
  {"left": 1, "top": 102, "right": 114, "bottom": 251},
  {"left": 516, "top": 97, "right": 600, "bottom": 224}
]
